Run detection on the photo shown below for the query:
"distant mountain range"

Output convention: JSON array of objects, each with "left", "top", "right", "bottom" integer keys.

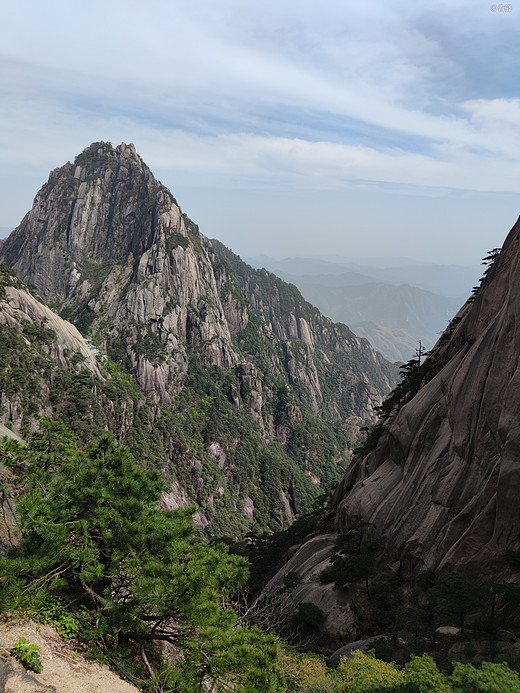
[
  {"left": 246, "top": 256, "right": 481, "bottom": 361},
  {"left": 247, "top": 255, "right": 480, "bottom": 297}
]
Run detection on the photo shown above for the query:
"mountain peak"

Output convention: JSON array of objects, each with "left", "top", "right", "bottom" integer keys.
[
  {"left": 0, "top": 141, "right": 397, "bottom": 535},
  {"left": 73, "top": 141, "right": 141, "bottom": 171},
  {"left": 0, "top": 138, "right": 396, "bottom": 409},
  {"left": 1, "top": 140, "right": 174, "bottom": 302}
]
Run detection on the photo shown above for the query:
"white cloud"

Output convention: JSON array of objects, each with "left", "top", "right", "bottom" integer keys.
[
  {"left": 1, "top": 0, "right": 519, "bottom": 261},
  {"left": 144, "top": 130, "right": 520, "bottom": 194}
]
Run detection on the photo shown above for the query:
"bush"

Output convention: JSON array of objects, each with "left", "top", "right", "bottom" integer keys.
[
  {"left": 11, "top": 637, "right": 43, "bottom": 673},
  {"left": 290, "top": 602, "right": 324, "bottom": 636},
  {"left": 450, "top": 660, "right": 520, "bottom": 692},
  {"left": 402, "top": 654, "right": 451, "bottom": 692},
  {"left": 279, "top": 653, "right": 334, "bottom": 692},
  {"left": 336, "top": 650, "right": 404, "bottom": 692},
  {"left": 0, "top": 435, "right": 281, "bottom": 691},
  {"left": 284, "top": 572, "right": 303, "bottom": 590}
]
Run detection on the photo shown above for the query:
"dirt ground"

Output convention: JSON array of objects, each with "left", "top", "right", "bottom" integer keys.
[{"left": 0, "top": 618, "right": 139, "bottom": 693}]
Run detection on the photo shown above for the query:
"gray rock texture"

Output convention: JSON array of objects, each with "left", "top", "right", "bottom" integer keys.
[
  {"left": 0, "top": 141, "right": 400, "bottom": 532},
  {"left": 262, "top": 534, "right": 357, "bottom": 640},
  {"left": 332, "top": 216, "right": 520, "bottom": 580},
  {"left": 262, "top": 218, "right": 520, "bottom": 635},
  {"left": 327, "top": 637, "right": 384, "bottom": 667},
  {"left": 1, "top": 141, "right": 397, "bottom": 418},
  {"left": 1, "top": 285, "right": 102, "bottom": 377},
  {"left": 0, "top": 278, "right": 104, "bottom": 431}
]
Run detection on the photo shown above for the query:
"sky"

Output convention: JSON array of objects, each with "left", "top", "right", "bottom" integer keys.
[{"left": 1, "top": 0, "right": 520, "bottom": 265}]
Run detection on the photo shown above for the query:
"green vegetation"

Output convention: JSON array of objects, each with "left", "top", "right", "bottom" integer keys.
[
  {"left": 6, "top": 430, "right": 519, "bottom": 690},
  {"left": 1, "top": 267, "right": 350, "bottom": 537},
  {"left": 11, "top": 637, "right": 43, "bottom": 673},
  {"left": 1, "top": 302, "right": 345, "bottom": 537},
  {"left": 0, "top": 322, "right": 54, "bottom": 416},
  {"left": 279, "top": 650, "right": 520, "bottom": 692},
  {"left": 166, "top": 230, "right": 190, "bottom": 253},
  {"left": 211, "top": 239, "right": 397, "bottom": 396},
  {"left": 32, "top": 594, "right": 84, "bottom": 639},
  {"left": 134, "top": 330, "right": 167, "bottom": 365},
  {"left": 0, "top": 434, "right": 281, "bottom": 691},
  {"left": 74, "top": 141, "right": 117, "bottom": 175},
  {"left": 320, "top": 516, "right": 382, "bottom": 595},
  {"left": 354, "top": 341, "right": 444, "bottom": 456}
]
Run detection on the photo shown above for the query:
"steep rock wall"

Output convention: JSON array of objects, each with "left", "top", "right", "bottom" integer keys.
[
  {"left": 1, "top": 142, "right": 397, "bottom": 417},
  {"left": 332, "top": 216, "right": 520, "bottom": 580}
]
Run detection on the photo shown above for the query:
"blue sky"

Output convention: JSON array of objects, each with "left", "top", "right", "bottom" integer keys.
[{"left": 1, "top": 0, "right": 519, "bottom": 264}]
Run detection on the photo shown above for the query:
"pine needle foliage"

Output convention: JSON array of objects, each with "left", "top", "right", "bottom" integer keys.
[{"left": 0, "top": 434, "right": 281, "bottom": 691}]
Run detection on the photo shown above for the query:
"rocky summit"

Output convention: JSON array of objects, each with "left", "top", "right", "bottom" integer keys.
[{"left": 0, "top": 141, "right": 397, "bottom": 535}]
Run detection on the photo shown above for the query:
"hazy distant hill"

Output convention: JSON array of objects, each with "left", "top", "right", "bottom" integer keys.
[
  {"left": 348, "top": 321, "right": 423, "bottom": 364},
  {"left": 247, "top": 256, "right": 478, "bottom": 361},
  {"left": 248, "top": 256, "right": 480, "bottom": 297},
  {"left": 281, "top": 279, "right": 463, "bottom": 360}
]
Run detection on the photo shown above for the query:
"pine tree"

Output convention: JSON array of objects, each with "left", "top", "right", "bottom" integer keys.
[{"left": 0, "top": 435, "right": 280, "bottom": 691}]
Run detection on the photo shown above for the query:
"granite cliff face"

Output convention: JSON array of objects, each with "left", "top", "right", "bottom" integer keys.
[
  {"left": 259, "top": 219, "right": 520, "bottom": 640},
  {"left": 0, "top": 142, "right": 398, "bottom": 534},
  {"left": 0, "top": 266, "right": 103, "bottom": 433},
  {"left": 330, "top": 216, "right": 520, "bottom": 581},
  {"left": 210, "top": 240, "right": 394, "bottom": 423},
  {"left": 1, "top": 142, "right": 395, "bottom": 410},
  {"left": 2, "top": 142, "right": 235, "bottom": 402}
]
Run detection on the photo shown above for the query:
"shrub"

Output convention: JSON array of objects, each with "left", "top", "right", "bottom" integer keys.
[
  {"left": 11, "top": 637, "right": 43, "bottom": 673},
  {"left": 290, "top": 602, "right": 324, "bottom": 636},
  {"left": 336, "top": 650, "right": 404, "bottom": 692}
]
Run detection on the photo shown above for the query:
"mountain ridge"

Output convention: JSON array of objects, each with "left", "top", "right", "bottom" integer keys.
[
  {"left": 0, "top": 141, "right": 398, "bottom": 535},
  {"left": 246, "top": 256, "right": 472, "bottom": 361}
]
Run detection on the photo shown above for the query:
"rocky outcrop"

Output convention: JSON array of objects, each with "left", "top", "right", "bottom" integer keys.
[
  {"left": 264, "top": 534, "right": 357, "bottom": 639},
  {"left": 211, "top": 239, "right": 398, "bottom": 422},
  {"left": 1, "top": 142, "right": 236, "bottom": 401},
  {"left": 1, "top": 285, "right": 102, "bottom": 377},
  {"left": 330, "top": 216, "right": 520, "bottom": 581},
  {"left": 0, "top": 268, "right": 105, "bottom": 431},
  {"left": 0, "top": 142, "right": 398, "bottom": 534},
  {"left": 260, "top": 220, "right": 520, "bottom": 635},
  {"left": 1, "top": 141, "right": 397, "bottom": 416}
]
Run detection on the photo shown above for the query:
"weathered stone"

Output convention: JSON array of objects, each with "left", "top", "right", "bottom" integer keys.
[
  {"left": 436, "top": 626, "right": 461, "bottom": 637},
  {"left": 328, "top": 637, "right": 385, "bottom": 667},
  {"left": 262, "top": 534, "right": 356, "bottom": 639},
  {"left": 330, "top": 216, "right": 520, "bottom": 581},
  {"left": 0, "top": 141, "right": 401, "bottom": 532},
  {"left": 0, "top": 285, "right": 102, "bottom": 380}
]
